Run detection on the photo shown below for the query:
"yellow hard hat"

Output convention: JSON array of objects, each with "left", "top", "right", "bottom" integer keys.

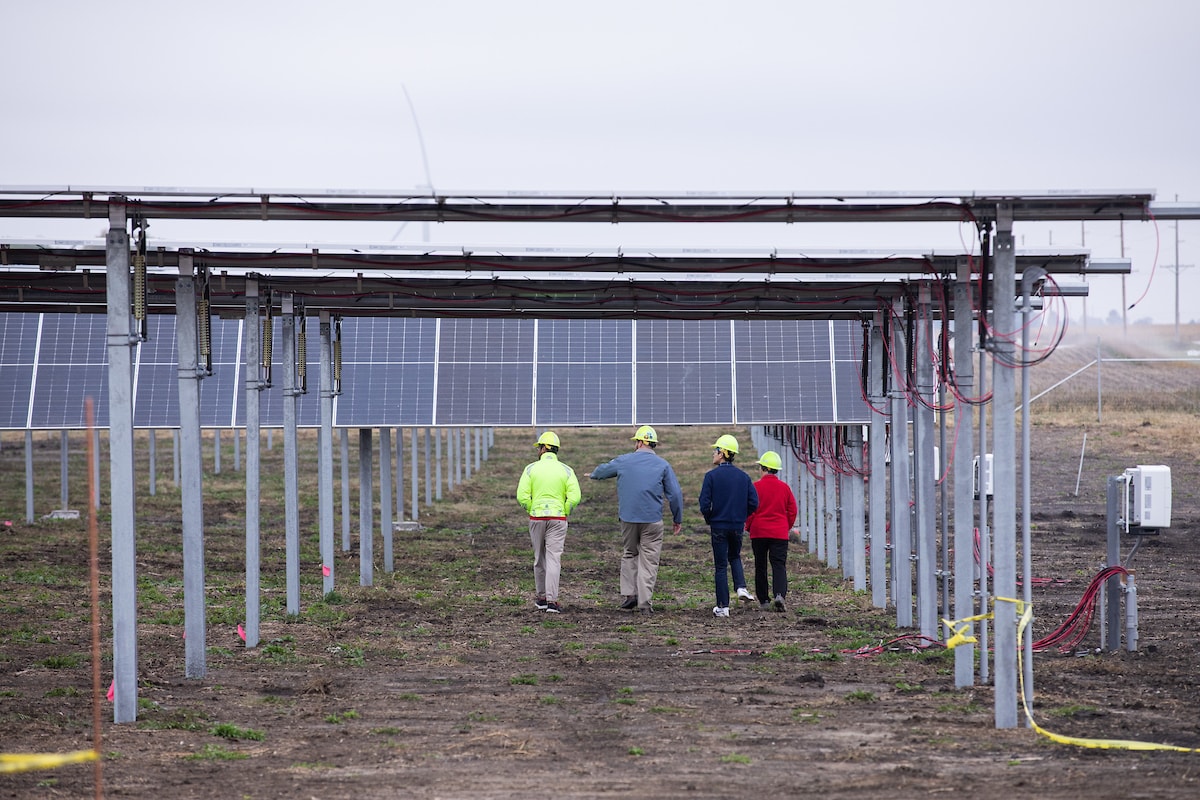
[
  {"left": 757, "top": 451, "right": 782, "bottom": 470},
  {"left": 712, "top": 434, "right": 739, "bottom": 454},
  {"left": 536, "top": 431, "right": 560, "bottom": 448},
  {"left": 631, "top": 425, "right": 658, "bottom": 443}
]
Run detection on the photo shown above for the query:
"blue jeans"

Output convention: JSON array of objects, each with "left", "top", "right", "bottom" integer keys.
[{"left": 710, "top": 528, "right": 746, "bottom": 608}]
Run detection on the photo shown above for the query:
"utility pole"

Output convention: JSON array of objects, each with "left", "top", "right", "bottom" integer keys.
[{"left": 1164, "top": 212, "right": 1193, "bottom": 341}]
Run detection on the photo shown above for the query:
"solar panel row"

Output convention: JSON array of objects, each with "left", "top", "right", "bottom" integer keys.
[{"left": 0, "top": 313, "right": 871, "bottom": 429}]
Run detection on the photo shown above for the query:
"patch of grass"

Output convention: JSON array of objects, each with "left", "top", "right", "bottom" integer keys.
[
  {"left": 540, "top": 619, "right": 577, "bottom": 630},
  {"left": 371, "top": 726, "right": 402, "bottom": 735},
  {"left": 721, "top": 753, "right": 752, "bottom": 764},
  {"left": 844, "top": 690, "right": 876, "bottom": 703},
  {"left": 324, "top": 710, "right": 359, "bottom": 724},
  {"left": 510, "top": 674, "right": 538, "bottom": 685},
  {"left": 540, "top": 695, "right": 560, "bottom": 705},
  {"left": 43, "top": 686, "right": 81, "bottom": 698},
  {"left": 628, "top": 746, "right": 644, "bottom": 756},
  {"left": 791, "top": 708, "right": 822, "bottom": 723},
  {"left": 893, "top": 681, "right": 924, "bottom": 693},
  {"left": 765, "top": 643, "right": 808, "bottom": 659},
  {"left": 593, "top": 641, "right": 629, "bottom": 652},
  {"left": 210, "top": 723, "right": 265, "bottom": 741},
  {"left": 260, "top": 637, "right": 300, "bottom": 664},
  {"left": 137, "top": 708, "right": 209, "bottom": 732},
  {"left": 37, "top": 653, "right": 85, "bottom": 669},
  {"left": 826, "top": 626, "right": 882, "bottom": 650},
  {"left": 186, "top": 744, "right": 248, "bottom": 761}
]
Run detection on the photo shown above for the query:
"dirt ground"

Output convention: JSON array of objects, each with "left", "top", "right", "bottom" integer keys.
[{"left": 2, "top": 332, "right": 1199, "bottom": 799}]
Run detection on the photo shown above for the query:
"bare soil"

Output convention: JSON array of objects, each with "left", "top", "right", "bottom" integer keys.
[{"left": 2, "top": 330, "right": 1200, "bottom": 799}]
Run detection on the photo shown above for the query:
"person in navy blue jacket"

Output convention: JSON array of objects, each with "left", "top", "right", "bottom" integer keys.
[{"left": 699, "top": 434, "right": 759, "bottom": 618}]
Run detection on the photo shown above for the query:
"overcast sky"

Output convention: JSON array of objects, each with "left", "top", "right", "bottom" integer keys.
[{"left": 2, "top": 0, "right": 1197, "bottom": 325}]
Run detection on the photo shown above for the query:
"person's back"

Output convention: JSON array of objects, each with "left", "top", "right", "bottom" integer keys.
[
  {"left": 588, "top": 425, "right": 683, "bottom": 613},
  {"left": 699, "top": 461, "right": 757, "bottom": 529},
  {"left": 592, "top": 448, "right": 682, "bottom": 524},
  {"left": 519, "top": 452, "right": 580, "bottom": 518}
]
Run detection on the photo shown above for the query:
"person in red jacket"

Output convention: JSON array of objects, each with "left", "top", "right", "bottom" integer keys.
[{"left": 745, "top": 450, "right": 798, "bottom": 612}]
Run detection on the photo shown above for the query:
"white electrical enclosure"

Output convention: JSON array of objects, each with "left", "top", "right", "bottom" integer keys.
[
  {"left": 973, "top": 454, "right": 994, "bottom": 498},
  {"left": 1123, "top": 465, "right": 1172, "bottom": 530}
]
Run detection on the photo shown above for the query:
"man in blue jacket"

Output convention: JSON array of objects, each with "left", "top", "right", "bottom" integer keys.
[
  {"left": 588, "top": 425, "right": 683, "bottom": 614},
  {"left": 699, "top": 434, "right": 759, "bottom": 618}
]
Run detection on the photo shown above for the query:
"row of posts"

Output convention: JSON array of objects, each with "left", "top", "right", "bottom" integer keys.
[{"left": 9, "top": 425, "right": 492, "bottom": 528}]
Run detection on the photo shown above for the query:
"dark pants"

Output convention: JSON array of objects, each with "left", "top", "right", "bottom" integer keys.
[
  {"left": 751, "top": 537, "right": 789, "bottom": 602},
  {"left": 710, "top": 527, "right": 747, "bottom": 608}
]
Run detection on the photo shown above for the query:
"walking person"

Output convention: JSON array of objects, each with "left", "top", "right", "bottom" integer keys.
[
  {"left": 517, "top": 431, "right": 581, "bottom": 613},
  {"left": 699, "top": 434, "right": 759, "bottom": 618},
  {"left": 587, "top": 425, "right": 684, "bottom": 614},
  {"left": 746, "top": 450, "right": 798, "bottom": 612}
]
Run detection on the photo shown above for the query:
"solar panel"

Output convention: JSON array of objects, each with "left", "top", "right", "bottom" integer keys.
[
  {"left": 636, "top": 320, "right": 734, "bottom": 425},
  {"left": 0, "top": 312, "right": 878, "bottom": 430},
  {"left": 335, "top": 317, "right": 437, "bottom": 427},
  {"left": 0, "top": 314, "right": 38, "bottom": 429},
  {"left": 535, "top": 319, "right": 632, "bottom": 426},
  {"left": 435, "top": 319, "right": 535, "bottom": 425},
  {"left": 733, "top": 319, "right": 871, "bottom": 424},
  {"left": 29, "top": 315, "right": 109, "bottom": 428}
]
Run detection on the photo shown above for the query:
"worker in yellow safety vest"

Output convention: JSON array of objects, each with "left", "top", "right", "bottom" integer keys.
[{"left": 517, "top": 431, "right": 582, "bottom": 613}]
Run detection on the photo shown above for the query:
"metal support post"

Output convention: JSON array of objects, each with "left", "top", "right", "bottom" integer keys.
[
  {"left": 318, "top": 310, "right": 335, "bottom": 595},
  {"left": 992, "top": 205, "right": 1019, "bottom": 729},
  {"left": 953, "top": 259, "right": 977, "bottom": 687},
  {"left": 175, "top": 251, "right": 207, "bottom": 679},
  {"left": 106, "top": 198, "right": 139, "bottom": 723},
  {"left": 243, "top": 279, "right": 262, "bottom": 648}
]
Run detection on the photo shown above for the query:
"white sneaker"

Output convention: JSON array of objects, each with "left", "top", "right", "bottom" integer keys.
[
  {"left": 712, "top": 606, "right": 730, "bottom": 618},
  {"left": 736, "top": 587, "right": 755, "bottom": 602}
]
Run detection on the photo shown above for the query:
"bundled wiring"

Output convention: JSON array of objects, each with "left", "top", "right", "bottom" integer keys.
[{"left": 1031, "top": 565, "right": 1128, "bottom": 653}]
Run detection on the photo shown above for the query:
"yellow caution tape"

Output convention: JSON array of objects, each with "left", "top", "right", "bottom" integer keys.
[
  {"left": 941, "top": 597, "right": 1199, "bottom": 753},
  {"left": 0, "top": 749, "right": 98, "bottom": 774}
]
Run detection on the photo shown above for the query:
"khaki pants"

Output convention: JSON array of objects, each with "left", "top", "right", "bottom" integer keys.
[
  {"left": 619, "top": 520, "right": 664, "bottom": 607},
  {"left": 530, "top": 518, "right": 568, "bottom": 602}
]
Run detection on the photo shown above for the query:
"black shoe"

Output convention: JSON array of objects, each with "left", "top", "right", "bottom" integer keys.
[
  {"left": 618, "top": 596, "right": 637, "bottom": 611},
  {"left": 545, "top": 601, "right": 562, "bottom": 614},
  {"left": 773, "top": 595, "right": 786, "bottom": 613},
  {"left": 535, "top": 595, "right": 549, "bottom": 610},
  {"left": 638, "top": 603, "right": 654, "bottom": 615}
]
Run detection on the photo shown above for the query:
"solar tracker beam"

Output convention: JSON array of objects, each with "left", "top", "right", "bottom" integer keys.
[{"left": 0, "top": 190, "right": 1155, "bottom": 225}]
